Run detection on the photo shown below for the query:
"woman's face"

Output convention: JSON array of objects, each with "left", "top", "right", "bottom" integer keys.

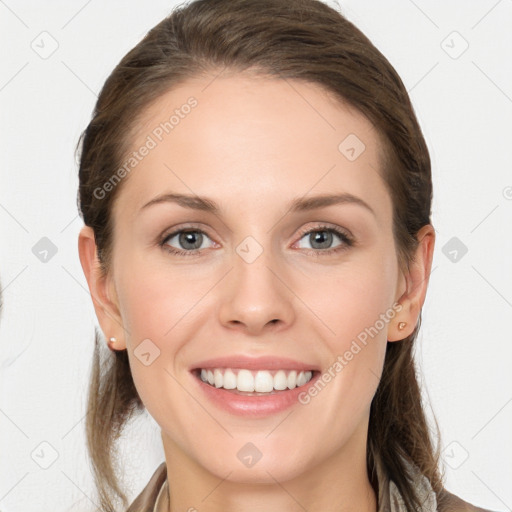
[{"left": 85, "top": 73, "right": 415, "bottom": 484}]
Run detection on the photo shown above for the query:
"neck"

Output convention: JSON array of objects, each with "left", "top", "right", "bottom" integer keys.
[{"left": 161, "top": 429, "right": 378, "bottom": 512}]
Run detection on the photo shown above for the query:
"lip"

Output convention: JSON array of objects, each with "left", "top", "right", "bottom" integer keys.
[
  {"left": 189, "top": 355, "right": 321, "bottom": 417},
  {"left": 190, "top": 355, "right": 320, "bottom": 372}
]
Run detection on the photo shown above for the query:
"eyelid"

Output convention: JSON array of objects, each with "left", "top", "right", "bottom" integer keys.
[
  {"left": 160, "top": 222, "right": 215, "bottom": 241},
  {"left": 295, "top": 222, "right": 353, "bottom": 241},
  {"left": 159, "top": 224, "right": 217, "bottom": 249},
  {"left": 292, "top": 223, "right": 354, "bottom": 253}
]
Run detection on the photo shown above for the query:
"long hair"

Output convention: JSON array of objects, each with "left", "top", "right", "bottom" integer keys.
[{"left": 77, "top": 1, "right": 444, "bottom": 509}]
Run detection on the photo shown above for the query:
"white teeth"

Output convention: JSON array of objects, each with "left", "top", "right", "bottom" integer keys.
[
  {"left": 237, "top": 369, "right": 254, "bottom": 392},
  {"left": 287, "top": 370, "right": 297, "bottom": 390},
  {"left": 254, "top": 370, "right": 274, "bottom": 392},
  {"left": 223, "top": 369, "right": 237, "bottom": 389},
  {"left": 198, "top": 368, "right": 314, "bottom": 392},
  {"left": 214, "top": 369, "right": 223, "bottom": 388},
  {"left": 273, "top": 370, "right": 288, "bottom": 390}
]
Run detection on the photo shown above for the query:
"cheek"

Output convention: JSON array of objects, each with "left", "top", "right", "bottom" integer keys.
[
  {"left": 295, "top": 269, "right": 393, "bottom": 457},
  {"left": 115, "top": 265, "right": 200, "bottom": 429},
  {"left": 300, "top": 250, "right": 398, "bottom": 348},
  {"left": 294, "top": 251, "right": 397, "bottom": 413},
  {"left": 116, "top": 259, "right": 208, "bottom": 342},
  {"left": 112, "top": 263, "right": 198, "bottom": 399}
]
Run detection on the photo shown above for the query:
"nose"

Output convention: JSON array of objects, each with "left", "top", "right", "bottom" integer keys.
[{"left": 218, "top": 244, "right": 295, "bottom": 335}]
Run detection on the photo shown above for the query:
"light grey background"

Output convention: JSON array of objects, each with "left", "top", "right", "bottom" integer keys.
[{"left": 0, "top": 1, "right": 511, "bottom": 510}]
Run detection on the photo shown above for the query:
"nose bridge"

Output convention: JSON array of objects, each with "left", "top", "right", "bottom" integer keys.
[
  {"left": 218, "top": 232, "right": 295, "bottom": 331},
  {"left": 234, "top": 234, "right": 277, "bottom": 289}
]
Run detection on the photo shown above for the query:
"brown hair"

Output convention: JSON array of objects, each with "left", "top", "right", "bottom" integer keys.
[{"left": 77, "top": 1, "right": 445, "bottom": 510}]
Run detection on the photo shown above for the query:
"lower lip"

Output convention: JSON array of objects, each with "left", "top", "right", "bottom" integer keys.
[{"left": 191, "top": 371, "right": 320, "bottom": 417}]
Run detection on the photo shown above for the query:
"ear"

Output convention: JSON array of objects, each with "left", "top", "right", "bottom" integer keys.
[
  {"left": 388, "top": 224, "right": 435, "bottom": 342},
  {"left": 78, "top": 226, "right": 127, "bottom": 350}
]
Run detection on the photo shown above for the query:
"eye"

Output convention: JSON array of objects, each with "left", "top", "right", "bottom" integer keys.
[
  {"left": 160, "top": 229, "right": 215, "bottom": 256},
  {"left": 158, "top": 224, "right": 354, "bottom": 257},
  {"left": 294, "top": 225, "right": 354, "bottom": 255}
]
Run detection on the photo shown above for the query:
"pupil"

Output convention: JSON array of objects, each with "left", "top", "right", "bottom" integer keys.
[
  {"left": 180, "top": 231, "right": 202, "bottom": 250},
  {"left": 311, "top": 231, "right": 332, "bottom": 249}
]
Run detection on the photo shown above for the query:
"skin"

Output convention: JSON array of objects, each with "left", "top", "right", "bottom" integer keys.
[{"left": 79, "top": 72, "right": 435, "bottom": 512}]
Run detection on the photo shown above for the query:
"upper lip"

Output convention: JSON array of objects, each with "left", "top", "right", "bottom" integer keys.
[{"left": 191, "top": 355, "right": 320, "bottom": 372}]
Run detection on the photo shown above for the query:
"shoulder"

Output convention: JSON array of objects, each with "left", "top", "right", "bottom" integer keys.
[
  {"left": 437, "top": 487, "right": 500, "bottom": 512},
  {"left": 126, "top": 462, "right": 167, "bottom": 512}
]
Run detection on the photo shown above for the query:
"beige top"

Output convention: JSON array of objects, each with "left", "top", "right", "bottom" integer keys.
[{"left": 126, "top": 456, "right": 496, "bottom": 512}]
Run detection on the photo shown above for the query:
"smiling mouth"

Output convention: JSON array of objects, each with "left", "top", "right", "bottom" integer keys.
[{"left": 192, "top": 367, "right": 318, "bottom": 395}]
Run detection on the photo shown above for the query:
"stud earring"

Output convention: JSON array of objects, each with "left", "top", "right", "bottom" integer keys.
[
  {"left": 109, "top": 337, "right": 117, "bottom": 344},
  {"left": 398, "top": 322, "right": 407, "bottom": 331}
]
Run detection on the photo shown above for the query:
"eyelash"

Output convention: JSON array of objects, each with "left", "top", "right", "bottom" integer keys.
[{"left": 158, "top": 224, "right": 354, "bottom": 257}]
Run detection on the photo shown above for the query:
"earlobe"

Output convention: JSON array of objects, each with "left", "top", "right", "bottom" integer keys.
[
  {"left": 388, "top": 318, "right": 412, "bottom": 342},
  {"left": 388, "top": 224, "right": 435, "bottom": 342},
  {"left": 78, "top": 226, "right": 127, "bottom": 350}
]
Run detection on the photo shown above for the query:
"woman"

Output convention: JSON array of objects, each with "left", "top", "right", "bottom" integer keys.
[{"left": 76, "top": 0, "right": 496, "bottom": 510}]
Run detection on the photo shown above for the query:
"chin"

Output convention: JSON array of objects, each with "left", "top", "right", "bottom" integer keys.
[{"left": 193, "top": 443, "right": 312, "bottom": 485}]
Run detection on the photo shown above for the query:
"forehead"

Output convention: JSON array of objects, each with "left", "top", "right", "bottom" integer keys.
[{"left": 113, "top": 73, "right": 391, "bottom": 224}]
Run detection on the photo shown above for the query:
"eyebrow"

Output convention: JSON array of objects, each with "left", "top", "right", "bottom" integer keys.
[{"left": 140, "top": 192, "right": 376, "bottom": 217}]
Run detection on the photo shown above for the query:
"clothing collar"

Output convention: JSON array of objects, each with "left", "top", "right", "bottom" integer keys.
[
  {"left": 375, "top": 452, "right": 437, "bottom": 512},
  {"left": 153, "top": 477, "right": 168, "bottom": 512}
]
